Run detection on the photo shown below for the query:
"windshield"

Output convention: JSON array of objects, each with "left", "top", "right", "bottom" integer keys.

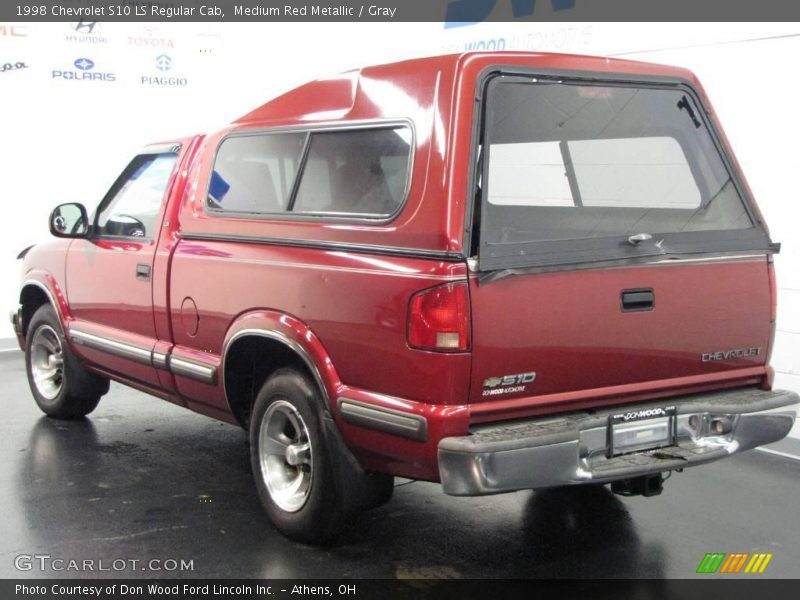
[{"left": 478, "top": 76, "right": 769, "bottom": 270}]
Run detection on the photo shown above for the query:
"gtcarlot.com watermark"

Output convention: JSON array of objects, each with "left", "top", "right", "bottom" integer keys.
[{"left": 15, "top": 554, "right": 194, "bottom": 572}]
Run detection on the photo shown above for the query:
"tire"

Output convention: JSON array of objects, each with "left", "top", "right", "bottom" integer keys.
[
  {"left": 249, "top": 368, "right": 347, "bottom": 544},
  {"left": 25, "top": 304, "right": 108, "bottom": 419}
]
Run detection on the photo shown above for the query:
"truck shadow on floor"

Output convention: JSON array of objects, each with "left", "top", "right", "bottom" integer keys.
[
  {"left": 12, "top": 416, "right": 664, "bottom": 578},
  {"left": 337, "top": 483, "right": 666, "bottom": 578}
]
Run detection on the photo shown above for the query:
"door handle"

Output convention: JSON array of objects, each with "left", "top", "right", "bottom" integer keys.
[
  {"left": 621, "top": 289, "right": 654, "bottom": 312},
  {"left": 136, "top": 263, "right": 151, "bottom": 281}
]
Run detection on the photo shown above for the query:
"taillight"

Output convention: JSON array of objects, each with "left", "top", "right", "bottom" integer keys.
[{"left": 407, "top": 282, "right": 470, "bottom": 352}]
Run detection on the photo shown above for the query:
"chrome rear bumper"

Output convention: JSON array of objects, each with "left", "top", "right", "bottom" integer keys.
[{"left": 438, "top": 388, "right": 799, "bottom": 496}]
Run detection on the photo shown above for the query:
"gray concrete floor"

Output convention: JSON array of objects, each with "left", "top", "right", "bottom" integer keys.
[{"left": 1, "top": 351, "right": 798, "bottom": 579}]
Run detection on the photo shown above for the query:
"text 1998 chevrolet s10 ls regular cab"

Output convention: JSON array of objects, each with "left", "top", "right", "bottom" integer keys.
[{"left": 12, "top": 52, "right": 799, "bottom": 543}]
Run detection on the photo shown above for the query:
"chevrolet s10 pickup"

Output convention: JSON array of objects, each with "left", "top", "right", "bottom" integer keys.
[{"left": 13, "top": 52, "right": 798, "bottom": 543}]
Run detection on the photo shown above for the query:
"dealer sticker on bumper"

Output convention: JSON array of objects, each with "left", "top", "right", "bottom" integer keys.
[{"left": 608, "top": 406, "right": 677, "bottom": 457}]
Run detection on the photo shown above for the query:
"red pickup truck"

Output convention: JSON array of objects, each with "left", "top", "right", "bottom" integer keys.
[{"left": 13, "top": 52, "right": 798, "bottom": 543}]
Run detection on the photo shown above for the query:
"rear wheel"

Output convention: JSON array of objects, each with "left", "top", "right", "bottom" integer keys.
[
  {"left": 250, "top": 368, "right": 347, "bottom": 544},
  {"left": 25, "top": 304, "right": 108, "bottom": 419}
]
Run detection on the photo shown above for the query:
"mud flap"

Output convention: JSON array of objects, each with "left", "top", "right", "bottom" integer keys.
[{"left": 322, "top": 414, "right": 393, "bottom": 512}]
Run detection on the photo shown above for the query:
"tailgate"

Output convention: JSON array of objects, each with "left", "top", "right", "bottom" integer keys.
[
  {"left": 468, "top": 257, "right": 771, "bottom": 406},
  {"left": 467, "top": 71, "right": 777, "bottom": 415}
]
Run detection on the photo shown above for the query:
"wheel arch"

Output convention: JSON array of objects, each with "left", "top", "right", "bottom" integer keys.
[
  {"left": 221, "top": 311, "right": 341, "bottom": 428},
  {"left": 18, "top": 277, "right": 70, "bottom": 339}
]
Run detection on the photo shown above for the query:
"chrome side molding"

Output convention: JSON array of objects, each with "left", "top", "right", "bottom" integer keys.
[
  {"left": 338, "top": 398, "right": 427, "bottom": 442},
  {"left": 221, "top": 328, "right": 333, "bottom": 419},
  {"left": 70, "top": 329, "right": 153, "bottom": 366},
  {"left": 69, "top": 328, "right": 217, "bottom": 386},
  {"left": 168, "top": 356, "right": 217, "bottom": 385},
  {"left": 151, "top": 351, "right": 169, "bottom": 370}
]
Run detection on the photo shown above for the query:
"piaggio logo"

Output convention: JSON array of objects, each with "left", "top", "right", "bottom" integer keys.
[
  {"left": 696, "top": 552, "right": 774, "bottom": 574},
  {"left": 140, "top": 54, "right": 187, "bottom": 88},
  {"left": 155, "top": 54, "right": 172, "bottom": 72}
]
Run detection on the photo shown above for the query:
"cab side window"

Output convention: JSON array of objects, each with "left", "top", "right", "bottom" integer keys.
[
  {"left": 96, "top": 152, "right": 178, "bottom": 239},
  {"left": 208, "top": 133, "right": 305, "bottom": 213},
  {"left": 292, "top": 127, "right": 411, "bottom": 217},
  {"left": 206, "top": 125, "right": 412, "bottom": 220}
]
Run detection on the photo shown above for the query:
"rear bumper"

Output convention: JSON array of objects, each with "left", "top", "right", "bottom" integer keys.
[{"left": 438, "top": 387, "right": 799, "bottom": 496}]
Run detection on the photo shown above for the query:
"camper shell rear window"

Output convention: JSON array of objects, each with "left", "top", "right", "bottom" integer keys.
[{"left": 475, "top": 73, "right": 773, "bottom": 271}]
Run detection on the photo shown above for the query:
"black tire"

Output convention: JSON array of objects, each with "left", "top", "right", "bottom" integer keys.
[
  {"left": 25, "top": 304, "right": 108, "bottom": 419},
  {"left": 249, "top": 368, "right": 347, "bottom": 544}
]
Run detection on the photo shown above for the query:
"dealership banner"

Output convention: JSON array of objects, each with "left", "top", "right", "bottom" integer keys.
[
  {"left": 6, "top": 0, "right": 800, "bottom": 22},
  {"left": 4, "top": 579, "right": 800, "bottom": 600}
]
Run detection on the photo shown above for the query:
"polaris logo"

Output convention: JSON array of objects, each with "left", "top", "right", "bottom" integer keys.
[
  {"left": 614, "top": 407, "right": 675, "bottom": 423},
  {"left": 74, "top": 58, "right": 94, "bottom": 70},
  {"left": 702, "top": 347, "right": 761, "bottom": 362},
  {"left": 52, "top": 58, "right": 115, "bottom": 82},
  {"left": 52, "top": 71, "right": 115, "bottom": 82}
]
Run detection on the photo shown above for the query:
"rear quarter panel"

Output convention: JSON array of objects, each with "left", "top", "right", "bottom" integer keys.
[{"left": 168, "top": 241, "right": 471, "bottom": 406}]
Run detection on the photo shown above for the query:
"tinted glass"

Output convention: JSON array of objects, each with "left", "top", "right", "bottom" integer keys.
[
  {"left": 483, "top": 81, "right": 752, "bottom": 248},
  {"left": 292, "top": 127, "right": 411, "bottom": 217},
  {"left": 209, "top": 133, "right": 305, "bottom": 213},
  {"left": 96, "top": 153, "right": 177, "bottom": 239},
  {"left": 489, "top": 137, "right": 702, "bottom": 210}
]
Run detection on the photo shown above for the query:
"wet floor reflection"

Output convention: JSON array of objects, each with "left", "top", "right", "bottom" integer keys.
[
  {"left": 522, "top": 486, "right": 666, "bottom": 577},
  {"left": 11, "top": 414, "right": 670, "bottom": 579}
]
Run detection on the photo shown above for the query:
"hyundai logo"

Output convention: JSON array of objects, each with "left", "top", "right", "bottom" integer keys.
[
  {"left": 155, "top": 54, "right": 172, "bottom": 72},
  {"left": 74, "top": 58, "right": 95, "bottom": 71},
  {"left": 73, "top": 21, "right": 99, "bottom": 34}
]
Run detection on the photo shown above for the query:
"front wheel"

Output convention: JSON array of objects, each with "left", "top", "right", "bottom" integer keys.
[
  {"left": 249, "top": 368, "right": 347, "bottom": 544},
  {"left": 25, "top": 304, "right": 108, "bottom": 419}
]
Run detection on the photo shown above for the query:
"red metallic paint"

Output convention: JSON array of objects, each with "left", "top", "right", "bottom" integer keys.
[
  {"left": 17, "top": 53, "right": 778, "bottom": 482},
  {"left": 168, "top": 243, "right": 471, "bottom": 404},
  {"left": 65, "top": 237, "right": 163, "bottom": 387},
  {"left": 467, "top": 258, "right": 771, "bottom": 409}
]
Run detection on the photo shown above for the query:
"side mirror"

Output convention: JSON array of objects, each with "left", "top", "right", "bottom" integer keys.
[{"left": 49, "top": 203, "right": 90, "bottom": 238}]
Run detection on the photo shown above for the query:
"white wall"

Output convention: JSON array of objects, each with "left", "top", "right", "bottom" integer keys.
[{"left": 0, "top": 21, "right": 797, "bottom": 399}]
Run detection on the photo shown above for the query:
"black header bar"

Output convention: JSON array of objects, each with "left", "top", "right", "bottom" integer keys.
[{"left": 5, "top": 0, "right": 800, "bottom": 22}]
